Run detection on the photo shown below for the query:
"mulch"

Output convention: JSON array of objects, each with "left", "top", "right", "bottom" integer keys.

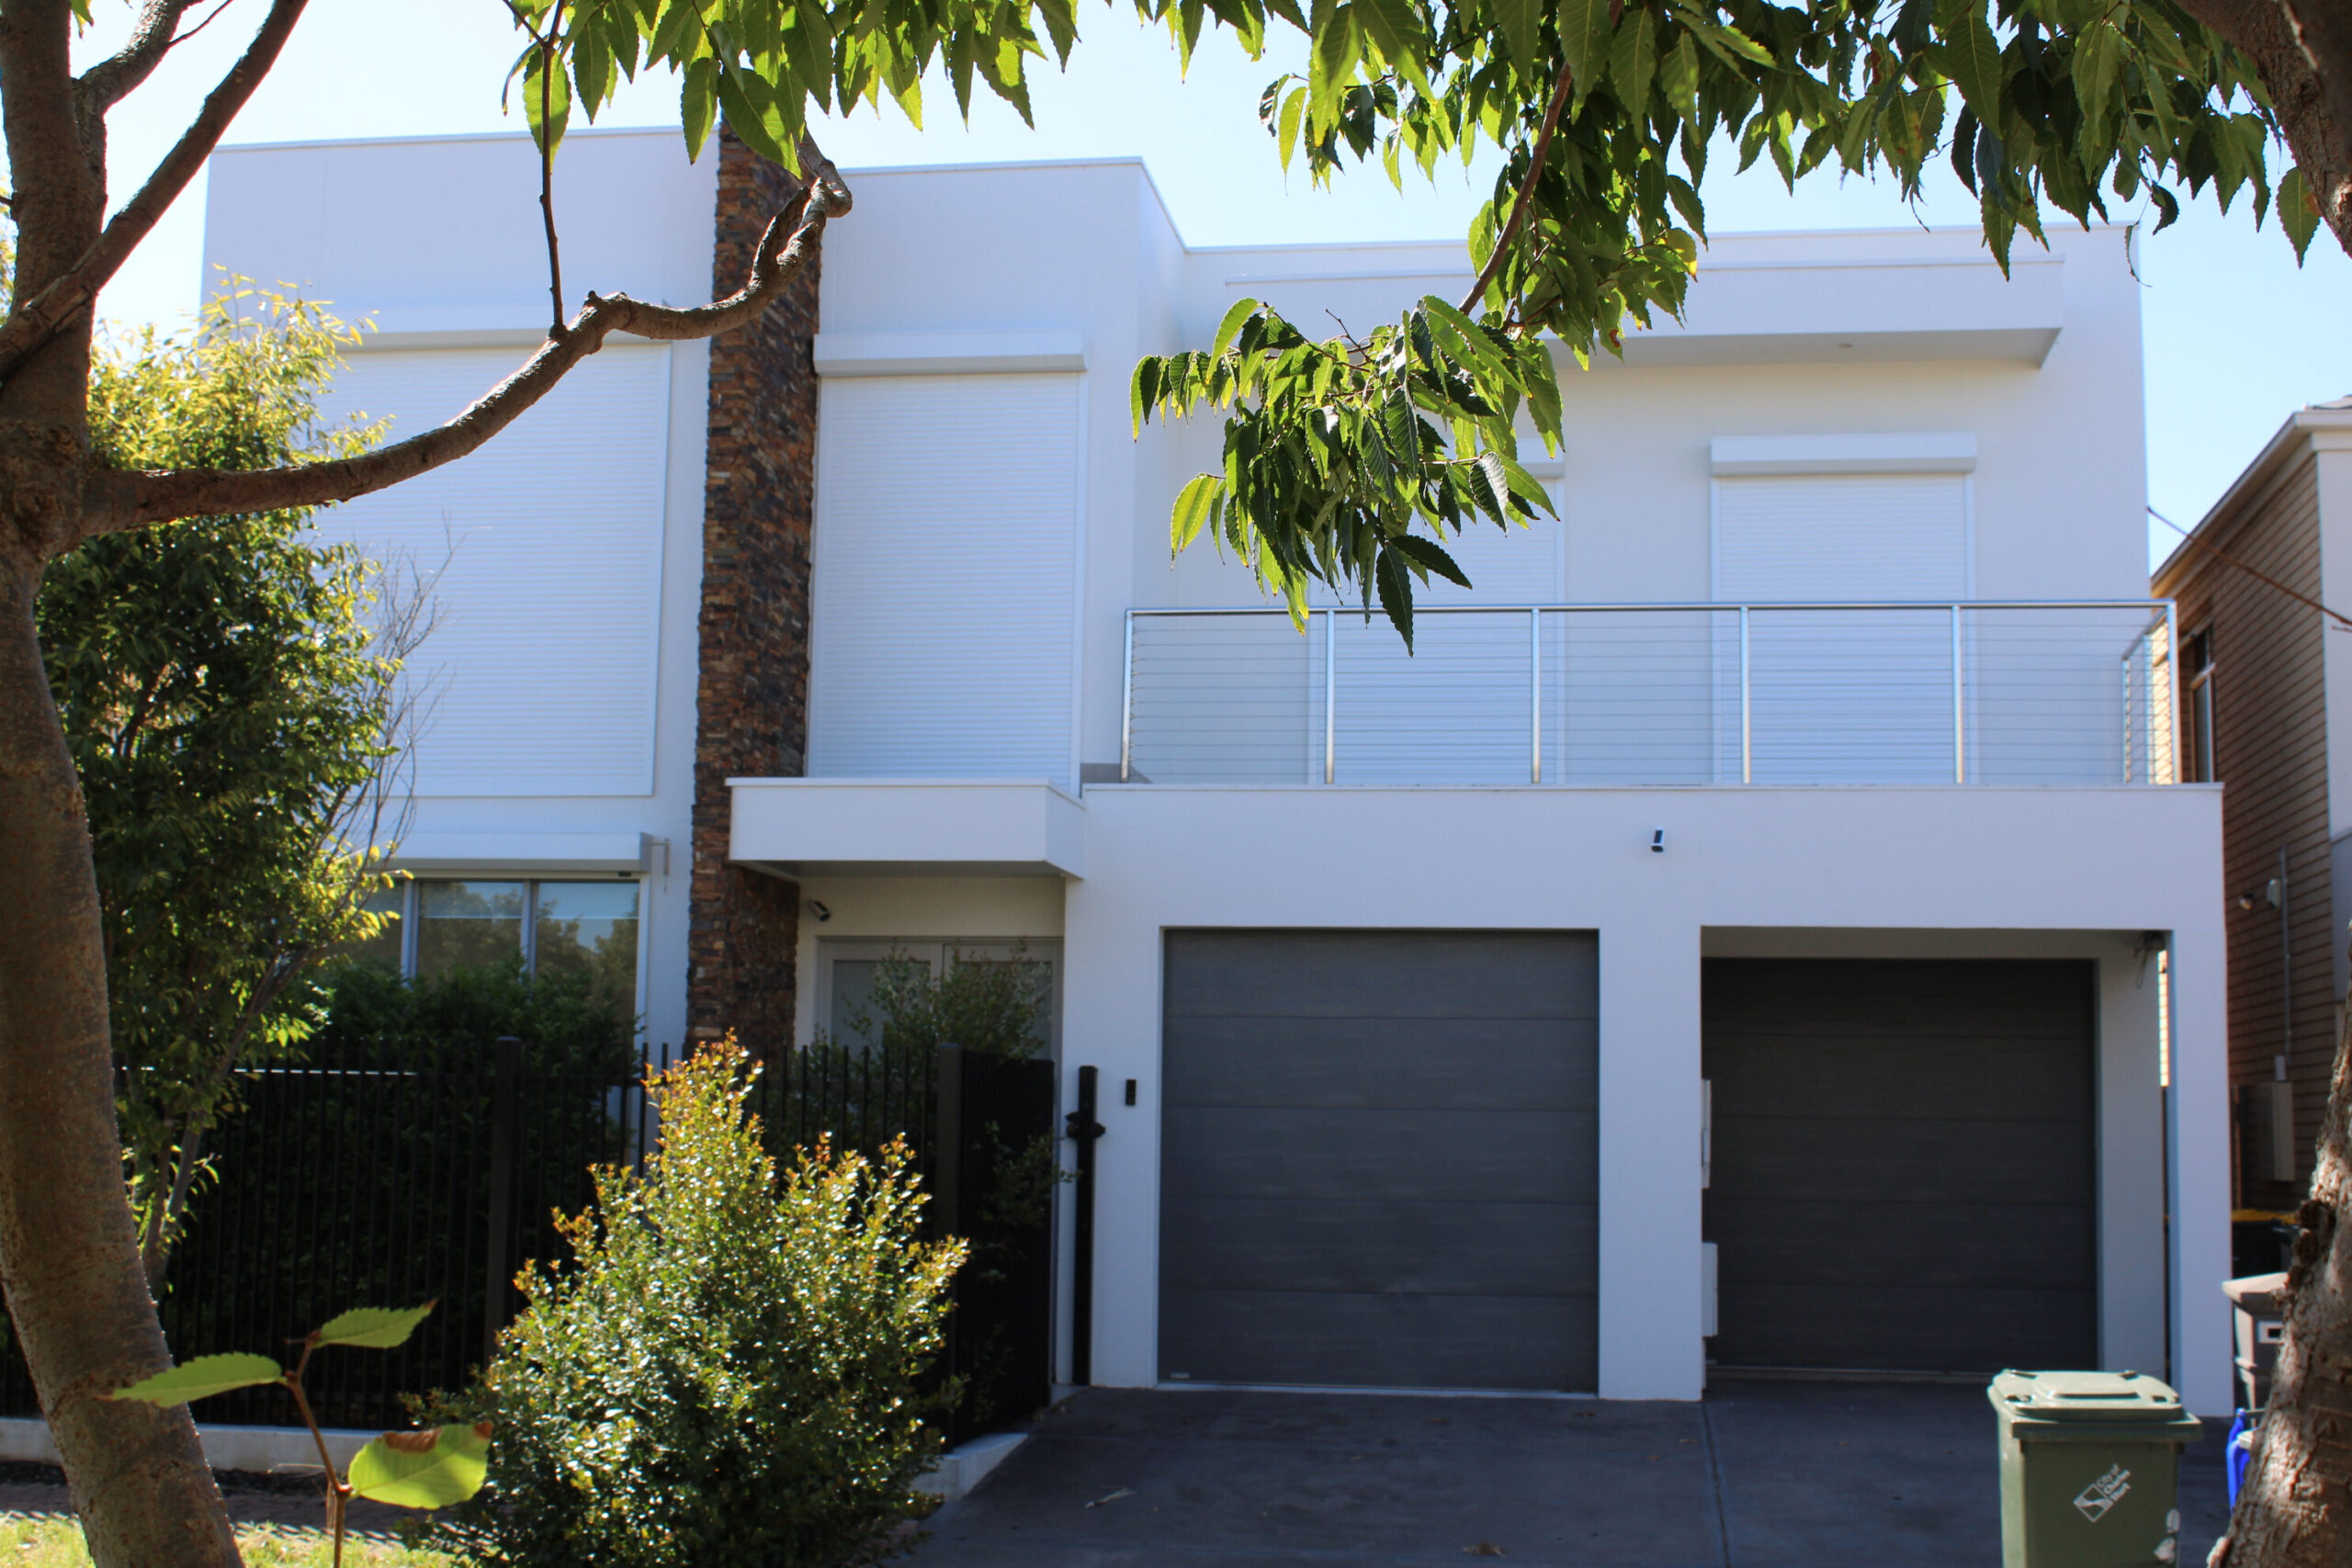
[{"left": 0, "top": 1460, "right": 423, "bottom": 1538}]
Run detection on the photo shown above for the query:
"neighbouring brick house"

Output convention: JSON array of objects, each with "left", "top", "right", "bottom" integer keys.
[
  {"left": 205, "top": 125, "right": 2236, "bottom": 1413},
  {"left": 2154, "top": 397, "right": 2352, "bottom": 1217}
]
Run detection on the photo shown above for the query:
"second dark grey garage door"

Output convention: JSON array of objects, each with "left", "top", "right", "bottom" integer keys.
[
  {"left": 1160, "top": 930, "right": 1598, "bottom": 1391},
  {"left": 1702, "top": 958, "right": 2098, "bottom": 1375}
]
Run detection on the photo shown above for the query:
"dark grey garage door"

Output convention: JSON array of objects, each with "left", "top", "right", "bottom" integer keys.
[
  {"left": 1702, "top": 959, "right": 2098, "bottom": 1374},
  {"left": 1160, "top": 930, "right": 1598, "bottom": 1391}
]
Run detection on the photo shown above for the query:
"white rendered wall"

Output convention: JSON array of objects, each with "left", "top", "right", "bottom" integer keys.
[
  {"left": 1060, "top": 784, "right": 2230, "bottom": 1412},
  {"left": 203, "top": 131, "right": 722, "bottom": 1050}
]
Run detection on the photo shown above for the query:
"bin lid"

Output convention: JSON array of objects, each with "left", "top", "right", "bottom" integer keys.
[
  {"left": 1987, "top": 1371, "right": 2195, "bottom": 1427},
  {"left": 2223, "top": 1272, "right": 2289, "bottom": 1314}
]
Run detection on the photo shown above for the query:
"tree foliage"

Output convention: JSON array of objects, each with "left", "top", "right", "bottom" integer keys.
[
  {"left": 36, "top": 287, "right": 402, "bottom": 1280},
  {"left": 1125, "top": 0, "right": 2288, "bottom": 639},
  {"left": 505, "top": 4, "right": 2312, "bottom": 645}
]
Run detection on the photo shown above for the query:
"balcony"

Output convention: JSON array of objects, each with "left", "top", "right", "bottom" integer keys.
[{"left": 1119, "top": 602, "right": 2175, "bottom": 788}]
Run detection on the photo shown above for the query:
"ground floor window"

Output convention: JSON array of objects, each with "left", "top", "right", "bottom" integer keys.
[
  {"left": 816, "top": 940, "right": 1060, "bottom": 1053},
  {"left": 351, "top": 877, "right": 641, "bottom": 1014}
]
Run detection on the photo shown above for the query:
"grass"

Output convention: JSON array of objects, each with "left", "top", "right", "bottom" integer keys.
[{"left": 0, "top": 1515, "right": 458, "bottom": 1567}]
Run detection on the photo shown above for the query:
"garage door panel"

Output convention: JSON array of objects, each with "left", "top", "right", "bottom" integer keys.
[
  {"left": 1164, "top": 931, "right": 1599, "bottom": 1020},
  {"left": 1164, "top": 1017, "right": 1599, "bottom": 1111},
  {"left": 1707, "top": 1198, "right": 2096, "bottom": 1290},
  {"left": 1703, "top": 1036, "right": 2095, "bottom": 1121},
  {"left": 1713, "top": 1282, "right": 2096, "bottom": 1372},
  {"left": 1163, "top": 1199, "right": 1597, "bottom": 1295},
  {"left": 1702, "top": 958, "right": 2097, "bottom": 1375},
  {"left": 1711, "top": 1116, "right": 2095, "bottom": 1204},
  {"left": 1160, "top": 1290, "right": 1599, "bottom": 1392},
  {"left": 1702, "top": 960, "right": 2093, "bottom": 1033},
  {"left": 1162, "top": 930, "right": 1597, "bottom": 1391},
  {"left": 1165, "top": 1107, "right": 1600, "bottom": 1202}
]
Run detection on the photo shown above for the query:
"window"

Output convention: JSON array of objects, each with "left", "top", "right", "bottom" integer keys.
[
  {"left": 349, "top": 877, "right": 642, "bottom": 1019},
  {"left": 2182, "top": 628, "right": 2216, "bottom": 783},
  {"left": 816, "top": 940, "right": 1060, "bottom": 1053}
]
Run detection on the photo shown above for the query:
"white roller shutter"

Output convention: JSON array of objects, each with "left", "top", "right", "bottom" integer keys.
[
  {"left": 1713, "top": 473, "right": 1968, "bottom": 600},
  {"left": 314, "top": 345, "right": 673, "bottom": 796},
  {"left": 807, "top": 375, "right": 1082, "bottom": 783},
  {"left": 1713, "top": 472, "right": 1970, "bottom": 784}
]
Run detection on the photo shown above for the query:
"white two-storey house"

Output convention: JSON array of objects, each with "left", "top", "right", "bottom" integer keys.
[{"left": 205, "top": 128, "right": 2231, "bottom": 1413}]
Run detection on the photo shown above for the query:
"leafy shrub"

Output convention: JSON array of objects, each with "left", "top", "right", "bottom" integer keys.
[
  {"left": 313, "top": 957, "right": 639, "bottom": 1071},
  {"left": 445, "top": 1041, "right": 964, "bottom": 1568}
]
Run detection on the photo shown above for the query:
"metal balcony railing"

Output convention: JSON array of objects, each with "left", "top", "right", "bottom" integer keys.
[{"left": 1119, "top": 601, "right": 2177, "bottom": 788}]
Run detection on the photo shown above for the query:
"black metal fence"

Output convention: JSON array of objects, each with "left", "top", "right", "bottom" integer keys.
[{"left": 0, "top": 1040, "right": 1053, "bottom": 1441}]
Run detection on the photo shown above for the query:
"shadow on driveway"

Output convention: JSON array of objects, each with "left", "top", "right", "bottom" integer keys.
[{"left": 908, "top": 1379, "right": 2228, "bottom": 1567}]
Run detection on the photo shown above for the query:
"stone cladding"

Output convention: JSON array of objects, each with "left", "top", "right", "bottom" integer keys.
[{"left": 684, "top": 130, "right": 821, "bottom": 1056}]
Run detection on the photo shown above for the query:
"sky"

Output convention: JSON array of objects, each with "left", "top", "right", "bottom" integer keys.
[{"left": 74, "top": 0, "right": 2352, "bottom": 574}]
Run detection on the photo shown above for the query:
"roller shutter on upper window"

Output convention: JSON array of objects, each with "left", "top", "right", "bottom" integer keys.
[
  {"left": 1712, "top": 473, "right": 1970, "bottom": 601},
  {"left": 313, "top": 345, "right": 674, "bottom": 797},
  {"left": 807, "top": 374, "right": 1083, "bottom": 784},
  {"left": 1713, "top": 472, "right": 1970, "bottom": 784}
]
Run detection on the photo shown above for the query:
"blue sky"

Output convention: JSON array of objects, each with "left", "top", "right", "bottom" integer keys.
[{"left": 79, "top": 0, "right": 2352, "bottom": 572}]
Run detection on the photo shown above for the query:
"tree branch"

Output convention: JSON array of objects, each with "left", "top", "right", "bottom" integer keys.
[
  {"left": 1, "top": 0, "right": 311, "bottom": 389},
  {"left": 538, "top": 3, "right": 567, "bottom": 333},
  {"left": 111, "top": 154, "right": 851, "bottom": 532},
  {"left": 1459, "top": 57, "right": 1577, "bottom": 315},
  {"left": 74, "top": 0, "right": 199, "bottom": 113}
]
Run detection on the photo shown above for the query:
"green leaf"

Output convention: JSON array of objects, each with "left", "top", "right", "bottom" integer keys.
[
  {"left": 1211, "top": 297, "right": 1261, "bottom": 359},
  {"left": 2072, "top": 21, "right": 2123, "bottom": 123},
  {"left": 1170, "top": 473, "right": 1226, "bottom": 553},
  {"left": 1491, "top": 0, "right": 1541, "bottom": 75},
  {"left": 1555, "top": 0, "right": 1611, "bottom": 98},
  {"left": 1658, "top": 30, "right": 1700, "bottom": 118},
  {"left": 523, "top": 50, "right": 571, "bottom": 157},
  {"left": 1374, "top": 546, "right": 1415, "bottom": 650},
  {"left": 1277, "top": 85, "right": 1307, "bottom": 175},
  {"left": 1610, "top": 5, "right": 1657, "bottom": 112},
  {"left": 108, "top": 1354, "right": 283, "bottom": 1407},
  {"left": 681, "top": 56, "right": 718, "bottom": 159},
  {"left": 346, "top": 1423, "right": 492, "bottom": 1510},
  {"left": 314, "top": 1303, "right": 435, "bottom": 1350},
  {"left": 1933, "top": 8, "right": 2004, "bottom": 118},
  {"left": 2279, "top": 166, "right": 2319, "bottom": 263},
  {"left": 1131, "top": 355, "right": 1159, "bottom": 434},
  {"left": 1391, "top": 533, "right": 1472, "bottom": 587},
  {"left": 1354, "top": 0, "right": 1433, "bottom": 99}
]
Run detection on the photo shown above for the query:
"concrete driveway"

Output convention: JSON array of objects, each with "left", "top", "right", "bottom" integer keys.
[{"left": 910, "top": 1380, "right": 2229, "bottom": 1567}]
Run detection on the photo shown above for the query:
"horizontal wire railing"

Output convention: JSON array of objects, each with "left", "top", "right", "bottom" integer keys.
[{"left": 1121, "top": 601, "right": 2177, "bottom": 788}]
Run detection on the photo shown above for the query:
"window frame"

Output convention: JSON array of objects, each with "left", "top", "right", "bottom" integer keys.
[{"left": 2181, "top": 627, "right": 2216, "bottom": 784}]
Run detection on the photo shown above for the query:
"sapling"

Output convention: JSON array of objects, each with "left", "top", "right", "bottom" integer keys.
[{"left": 107, "top": 1302, "right": 489, "bottom": 1568}]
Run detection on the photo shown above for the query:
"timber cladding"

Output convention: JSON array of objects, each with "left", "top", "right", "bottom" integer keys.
[
  {"left": 2157, "top": 442, "right": 2335, "bottom": 1209},
  {"left": 685, "top": 130, "right": 822, "bottom": 1055}
]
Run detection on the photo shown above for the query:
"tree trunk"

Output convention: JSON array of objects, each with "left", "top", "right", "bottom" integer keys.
[
  {"left": 2167, "top": 10, "right": 2352, "bottom": 1562},
  {"left": 2212, "top": 999, "right": 2352, "bottom": 1565},
  {"left": 0, "top": 547, "right": 239, "bottom": 1566}
]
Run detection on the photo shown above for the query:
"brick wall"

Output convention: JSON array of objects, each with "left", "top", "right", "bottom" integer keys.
[
  {"left": 2159, "top": 448, "right": 2335, "bottom": 1209},
  {"left": 684, "top": 130, "right": 821, "bottom": 1056}
]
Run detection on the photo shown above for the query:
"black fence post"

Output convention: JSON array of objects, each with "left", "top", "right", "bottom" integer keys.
[
  {"left": 1064, "top": 1064, "right": 1105, "bottom": 1386},
  {"left": 482, "top": 1035, "right": 524, "bottom": 1367}
]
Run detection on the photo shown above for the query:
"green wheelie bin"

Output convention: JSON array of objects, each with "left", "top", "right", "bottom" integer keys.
[{"left": 1987, "top": 1371, "right": 2204, "bottom": 1567}]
